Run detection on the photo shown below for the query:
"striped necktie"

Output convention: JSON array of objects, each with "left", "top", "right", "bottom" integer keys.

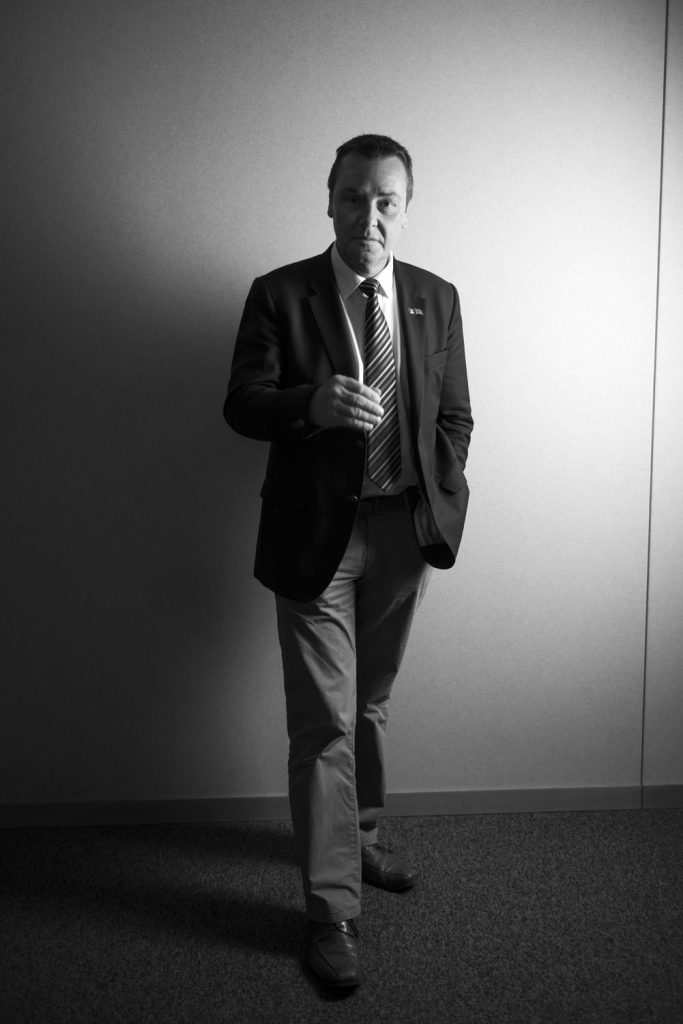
[{"left": 359, "top": 278, "right": 402, "bottom": 491}]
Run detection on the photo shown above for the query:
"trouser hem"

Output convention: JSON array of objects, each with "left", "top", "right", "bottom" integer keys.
[{"left": 305, "top": 904, "right": 362, "bottom": 924}]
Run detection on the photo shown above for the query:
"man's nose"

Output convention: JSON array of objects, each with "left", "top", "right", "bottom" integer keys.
[{"left": 357, "top": 201, "right": 378, "bottom": 226}]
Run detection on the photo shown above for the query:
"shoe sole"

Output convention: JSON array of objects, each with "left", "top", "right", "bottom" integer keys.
[
  {"left": 307, "top": 959, "right": 361, "bottom": 988},
  {"left": 319, "top": 975, "right": 361, "bottom": 988},
  {"left": 361, "top": 868, "right": 418, "bottom": 891}
]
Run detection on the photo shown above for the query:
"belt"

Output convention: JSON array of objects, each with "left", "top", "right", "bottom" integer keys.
[{"left": 358, "top": 487, "right": 418, "bottom": 514}]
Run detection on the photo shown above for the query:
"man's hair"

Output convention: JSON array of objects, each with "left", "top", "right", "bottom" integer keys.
[{"left": 327, "top": 134, "right": 413, "bottom": 205}]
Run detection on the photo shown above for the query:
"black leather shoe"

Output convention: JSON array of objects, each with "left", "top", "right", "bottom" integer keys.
[
  {"left": 306, "top": 919, "right": 361, "bottom": 987},
  {"left": 361, "top": 843, "right": 419, "bottom": 891}
]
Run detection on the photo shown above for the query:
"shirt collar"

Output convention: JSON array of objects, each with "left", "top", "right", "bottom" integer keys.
[{"left": 331, "top": 243, "right": 395, "bottom": 302}]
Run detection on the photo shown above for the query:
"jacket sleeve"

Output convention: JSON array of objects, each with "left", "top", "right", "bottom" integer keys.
[
  {"left": 224, "top": 276, "right": 319, "bottom": 442},
  {"left": 437, "top": 285, "right": 473, "bottom": 470}
]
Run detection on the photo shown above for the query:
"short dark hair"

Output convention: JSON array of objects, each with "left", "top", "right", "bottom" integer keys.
[{"left": 327, "top": 134, "right": 413, "bottom": 205}]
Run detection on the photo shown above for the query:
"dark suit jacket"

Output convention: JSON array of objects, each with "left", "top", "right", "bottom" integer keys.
[{"left": 225, "top": 247, "right": 473, "bottom": 601}]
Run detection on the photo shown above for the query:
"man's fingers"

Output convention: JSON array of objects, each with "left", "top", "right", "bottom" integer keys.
[
  {"left": 341, "top": 396, "right": 384, "bottom": 429},
  {"left": 335, "top": 375, "right": 365, "bottom": 392},
  {"left": 309, "top": 375, "right": 384, "bottom": 430},
  {"left": 339, "top": 388, "right": 383, "bottom": 414},
  {"left": 336, "top": 376, "right": 381, "bottom": 405}
]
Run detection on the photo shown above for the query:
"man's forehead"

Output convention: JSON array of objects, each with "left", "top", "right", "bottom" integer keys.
[{"left": 335, "top": 153, "right": 408, "bottom": 193}]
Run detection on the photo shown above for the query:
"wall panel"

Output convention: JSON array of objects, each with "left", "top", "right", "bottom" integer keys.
[
  {"left": 644, "top": 0, "right": 683, "bottom": 788},
  {"left": 1, "top": 1, "right": 672, "bottom": 813}
]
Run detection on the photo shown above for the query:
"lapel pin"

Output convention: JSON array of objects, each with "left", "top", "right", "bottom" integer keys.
[{"left": 408, "top": 307, "right": 424, "bottom": 316}]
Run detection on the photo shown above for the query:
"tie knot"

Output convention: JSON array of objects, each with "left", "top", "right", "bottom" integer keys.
[{"left": 359, "top": 278, "right": 380, "bottom": 299}]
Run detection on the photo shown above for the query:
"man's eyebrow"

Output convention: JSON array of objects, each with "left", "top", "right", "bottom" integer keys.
[{"left": 339, "top": 187, "right": 400, "bottom": 197}]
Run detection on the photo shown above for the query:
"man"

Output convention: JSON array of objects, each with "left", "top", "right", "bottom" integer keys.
[{"left": 225, "top": 134, "right": 472, "bottom": 987}]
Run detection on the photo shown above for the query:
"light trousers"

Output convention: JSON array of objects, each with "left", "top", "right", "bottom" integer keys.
[{"left": 275, "top": 495, "right": 430, "bottom": 922}]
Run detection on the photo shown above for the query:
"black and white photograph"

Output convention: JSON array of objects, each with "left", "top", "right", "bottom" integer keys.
[{"left": 2, "top": 1, "right": 682, "bottom": 1021}]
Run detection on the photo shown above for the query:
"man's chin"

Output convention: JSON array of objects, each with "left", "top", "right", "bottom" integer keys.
[{"left": 340, "top": 243, "right": 387, "bottom": 276}]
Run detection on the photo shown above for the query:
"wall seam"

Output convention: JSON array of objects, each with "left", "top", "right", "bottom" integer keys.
[{"left": 641, "top": 0, "right": 670, "bottom": 805}]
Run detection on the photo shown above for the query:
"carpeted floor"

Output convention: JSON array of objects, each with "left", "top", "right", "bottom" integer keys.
[{"left": 0, "top": 810, "right": 681, "bottom": 1023}]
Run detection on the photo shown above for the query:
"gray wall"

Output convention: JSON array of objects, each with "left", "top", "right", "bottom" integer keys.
[
  {"left": 3, "top": 0, "right": 681, "bottom": 812},
  {"left": 644, "top": 0, "right": 683, "bottom": 790}
]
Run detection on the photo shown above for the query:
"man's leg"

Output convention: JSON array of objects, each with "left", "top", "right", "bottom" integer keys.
[
  {"left": 354, "top": 499, "right": 431, "bottom": 847},
  {"left": 275, "top": 518, "right": 367, "bottom": 924}
]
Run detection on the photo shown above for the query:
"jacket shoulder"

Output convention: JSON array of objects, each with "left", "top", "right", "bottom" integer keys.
[
  {"left": 394, "top": 259, "right": 456, "bottom": 294},
  {"left": 257, "top": 250, "right": 330, "bottom": 291}
]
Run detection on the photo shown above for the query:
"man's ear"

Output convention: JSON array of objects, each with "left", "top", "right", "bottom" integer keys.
[{"left": 327, "top": 198, "right": 333, "bottom": 218}]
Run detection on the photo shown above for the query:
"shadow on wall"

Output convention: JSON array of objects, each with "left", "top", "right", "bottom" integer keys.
[
  {"left": 4, "top": 237, "right": 269, "bottom": 795},
  {"left": 1, "top": 4, "right": 289, "bottom": 801}
]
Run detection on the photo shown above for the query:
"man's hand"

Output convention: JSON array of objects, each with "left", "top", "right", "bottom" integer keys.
[{"left": 309, "top": 375, "right": 384, "bottom": 432}]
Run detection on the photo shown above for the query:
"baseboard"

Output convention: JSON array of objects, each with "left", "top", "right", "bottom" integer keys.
[
  {"left": 384, "top": 786, "right": 645, "bottom": 815},
  {"left": 642, "top": 785, "right": 683, "bottom": 809},
  {"left": 0, "top": 796, "right": 291, "bottom": 828},
  {"left": 5, "top": 784, "right": 680, "bottom": 828}
]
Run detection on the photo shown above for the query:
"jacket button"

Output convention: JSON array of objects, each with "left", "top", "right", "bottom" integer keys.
[{"left": 292, "top": 419, "right": 306, "bottom": 430}]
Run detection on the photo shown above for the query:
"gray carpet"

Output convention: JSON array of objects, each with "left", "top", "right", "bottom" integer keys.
[{"left": 0, "top": 810, "right": 682, "bottom": 1023}]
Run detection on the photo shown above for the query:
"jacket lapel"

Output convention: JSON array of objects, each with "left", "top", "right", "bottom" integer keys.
[
  {"left": 395, "top": 260, "right": 426, "bottom": 436},
  {"left": 307, "top": 248, "right": 359, "bottom": 379}
]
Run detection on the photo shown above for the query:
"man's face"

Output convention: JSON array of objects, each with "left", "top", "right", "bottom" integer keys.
[{"left": 328, "top": 153, "right": 409, "bottom": 277}]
